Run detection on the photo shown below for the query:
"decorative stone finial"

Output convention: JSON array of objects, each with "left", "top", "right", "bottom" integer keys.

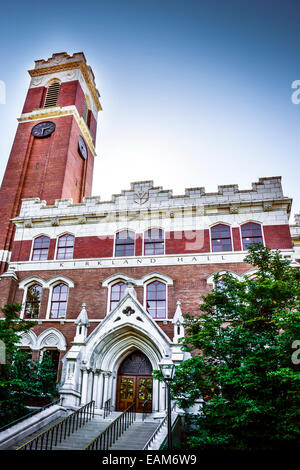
[{"left": 75, "top": 302, "right": 90, "bottom": 327}]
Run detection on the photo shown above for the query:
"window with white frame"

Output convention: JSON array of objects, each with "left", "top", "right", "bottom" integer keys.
[
  {"left": 50, "top": 283, "right": 68, "bottom": 319},
  {"left": 241, "top": 222, "right": 263, "bottom": 250},
  {"left": 110, "top": 281, "right": 127, "bottom": 311},
  {"left": 211, "top": 224, "right": 232, "bottom": 252},
  {"left": 146, "top": 280, "right": 166, "bottom": 319},
  {"left": 56, "top": 234, "right": 75, "bottom": 260},
  {"left": 115, "top": 230, "right": 135, "bottom": 257},
  {"left": 24, "top": 283, "right": 42, "bottom": 319},
  {"left": 32, "top": 236, "right": 50, "bottom": 260},
  {"left": 144, "top": 228, "right": 164, "bottom": 255}
]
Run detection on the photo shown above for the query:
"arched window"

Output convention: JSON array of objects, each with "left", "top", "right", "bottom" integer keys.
[
  {"left": 115, "top": 230, "right": 135, "bottom": 257},
  {"left": 241, "top": 222, "right": 263, "bottom": 250},
  {"left": 144, "top": 229, "right": 164, "bottom": 255},
  {"left": 56, "top": 234, "right": 75, "bottom": 260},
  {"left": 32, "top": 236, "right": 50, "bottom": 260},
  {"left": 24, "top": 284, "right": 42, "bottom": 319},
  {"left": 146, "top": 281, "right": 166, "bottom": 319},
  {"left": 44, "top": 80, "right": 60, "bottom": 108},
  {"left": 50, "top": 283, "right": 68, "bottom": 319},
  {"left": 110, "top": 281, "right": 127, "bottom": 311},
  {"left": 211, "top": 224, "right": 232, "bottom": 252}
]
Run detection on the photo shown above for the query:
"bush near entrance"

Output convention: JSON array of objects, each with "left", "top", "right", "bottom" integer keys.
[
  {"left": 170, "top": 244, "right": 300, "bottom": 450},
  {"left": 0, "top": 304, "right": 58, "bottom": 427}
]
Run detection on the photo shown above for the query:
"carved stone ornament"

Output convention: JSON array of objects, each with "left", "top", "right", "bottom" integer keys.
[
  {"left": 51, "top": 218, "right": 60, "bottom": 226},
  {"left": 263, "top": 202, "right": 272, "bottom": 212},
  {"left": 24, "top": 218, "right": 33, "bottom": 228},
  {"left": 230, "top": 205, "right": 239, "bottom": 214},
  {"left": 78, "top": 216, "right": 87, "bottom": 224},
  {"left": 122, "top": 306, "right": 135, "bottom": 316},
  {"left": 134, "top": 191, "right": 149, "bottom": 205}
]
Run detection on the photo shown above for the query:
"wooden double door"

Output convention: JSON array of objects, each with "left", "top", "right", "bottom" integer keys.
[{"left": 116, "top": 351, "right": 153, "bottom": 413}]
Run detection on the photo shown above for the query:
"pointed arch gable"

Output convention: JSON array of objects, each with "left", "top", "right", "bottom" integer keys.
[
  {"left": 19, "top": 276, "right": 47, "bottom": 289},
  {"left": 102, "top": 273, "right": 136, "bottom": 288},
  {"left": 18, "top": 330, "right": 38, "bottom": 349},
  {"left": 37, "top": 328, "right": 67, "bottom": 351},
  {"left": 46, "top": 276, "right": 74, "bottom": 288},
  {"left": 141, "top": 272, "right": 173, "bottom": 285},
  {"left": 206, "top": 270, "right": 242, "bottom": 286}
]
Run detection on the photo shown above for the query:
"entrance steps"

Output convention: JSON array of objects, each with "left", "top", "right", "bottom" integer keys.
[
  {"left": 6, "top": 414, "right": 72, "bottom": 450},
  {"left": 11, "top": 411, "right": 162, "bottom": 450},
  {"left": 52, "top": 414, "right": 122, "bottom": 450},
  {"left": 109, "top": 421, "right": 159, "bottom": 450}
]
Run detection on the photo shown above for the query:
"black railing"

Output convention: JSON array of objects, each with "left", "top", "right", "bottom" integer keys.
[
  {"left": 103, "top": 398, "right": 111, "bottom": 419},
  {"left": 143, "top": 402, "right": 176, "bottom": 450},
  {"left": 84, "top": 402, "right": 136, "bottom": 450},
  {"left": 17, "top": 400, "right": 95, "bottom": 450},
  {"left": 0, "top": 398, "right": 62, "bottom": 433},
  {"left": 142, "top": 399, "right": 151, "bottom": 421}
]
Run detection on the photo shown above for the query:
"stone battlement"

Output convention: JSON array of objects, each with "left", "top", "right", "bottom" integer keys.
[{"left": 15, "top": 177, "right": 291, "bottom": 222}]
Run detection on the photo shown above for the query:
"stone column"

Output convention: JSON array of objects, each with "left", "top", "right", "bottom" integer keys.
[
  {"left": 80, "top": 367, "right": 89, "bottom": 405},
  {"left": 97, "top": 371, "right": 105, "bottom": 409},
  {"left": 87, "top": 370, "right": 94, "bottom": 403},
  {"left": 102, "top": 372, "right": 111, "bottom": 406},
  {"left": 153, "top": 379, "right": 159, "bottom": 412},
  {"left": 159, "top": 381, "right": 166, "bottom": 412},
  {"left": 92, "top": 370, "right": 100, "bottom": 406}
]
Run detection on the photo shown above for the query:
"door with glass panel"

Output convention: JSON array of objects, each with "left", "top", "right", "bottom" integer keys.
[{"left": 116, "top": 351, "right": 153, "bottom": 413}]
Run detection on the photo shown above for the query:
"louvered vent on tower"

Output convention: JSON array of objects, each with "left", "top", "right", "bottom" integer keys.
[{"left": 44, "top": 81, "right": 60, "bottom": 108}]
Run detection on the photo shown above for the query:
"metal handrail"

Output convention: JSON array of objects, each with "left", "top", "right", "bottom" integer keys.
[
  {"left": 17, "top": 400, "right": 95, "bottom": 450},
  {"left": 142, "top": 399, "right": 151, "bottom": 421},
  {"left": 103, "top": 398, "right": 111, "bottom": 419},
  {"left": 143, "top": 402, "right": 176, "bottom": 450},
  {"left": 84, "top": 401, "right": 136, "bottom": 450},
  {"left": 0, "top": 398, "right": 61, "bottom": 433}
]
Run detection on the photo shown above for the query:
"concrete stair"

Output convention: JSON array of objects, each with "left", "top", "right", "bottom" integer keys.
[
  {"left": 53, "top": 414, "right": 120, "bottom": 450},
  {"left": 12, "top": 411, "right": 161, "bottom": 450},
  {"left": 7, "top": 414, "right": 72, "bottom": 450},
  {"left": 109, "top": 421, "right": 159, "bottom": 450}
]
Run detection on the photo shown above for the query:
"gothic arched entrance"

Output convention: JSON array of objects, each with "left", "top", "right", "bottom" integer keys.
[{"left": 116, "top": 350, "right": 153, "bottom": 413}]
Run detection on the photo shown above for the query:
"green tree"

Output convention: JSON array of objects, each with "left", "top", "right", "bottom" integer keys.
[
  {"left": 171, "top": 244, "right": 300, "bottom": 450},
  {"left": 0, "top": 304, "right": 58, "bottom": 426}
]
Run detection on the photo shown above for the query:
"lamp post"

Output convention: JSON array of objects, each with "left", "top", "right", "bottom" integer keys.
[{"left": 159, "top": 357, "right": 176, "bottom": 450}]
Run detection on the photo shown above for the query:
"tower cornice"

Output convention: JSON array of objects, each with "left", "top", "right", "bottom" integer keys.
[{"left": 28, "top": 61, "right": 102, "bottom": 111}]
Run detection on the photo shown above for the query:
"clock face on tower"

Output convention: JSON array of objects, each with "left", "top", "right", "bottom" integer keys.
[
  {"left": 78, "top": 135, "right": 88, "bottom": 160},
  {"left": 31, "top": 121, "right": 56, "bottom": 138}
]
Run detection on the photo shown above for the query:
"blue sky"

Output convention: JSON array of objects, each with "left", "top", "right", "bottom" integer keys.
[{"left": 0, "top": 0, "right": 299, "bottom": 217}]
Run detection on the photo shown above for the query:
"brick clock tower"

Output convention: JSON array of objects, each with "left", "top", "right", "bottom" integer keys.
[{"left": 0, "top": 52, "right": 101, "bottom": 273}]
